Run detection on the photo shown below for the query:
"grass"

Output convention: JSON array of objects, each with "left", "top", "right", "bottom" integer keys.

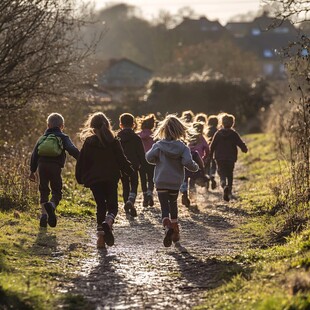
[{"left": 196, "top": 133, "right": 310, "bottom": 310}]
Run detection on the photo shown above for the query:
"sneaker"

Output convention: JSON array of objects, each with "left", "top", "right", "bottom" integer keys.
[
  {"left": 39, "top": 214, "right": 48, "bottom": 228},
  {"left": 181, "top": 193, "right": 191, "bottom": 207},
  {"left": 96, "top": 231, "right": 105, "bottom": 249},
  {"left": 211, "top": 178, "right": 217, "bottom": 190},
  {"left": 102, "top": 222, "right": 114, "bottom": 246},
  {"left": 125, "top": 200, "right": 137, "bottom": 217},
  {"left": 163, "top": 218, "right": 173, "bottom": 247},
  {"left": 148, "top": 194, "right": 154, "bottom": 207},
  {"left": 171, "top": 222, "right": 180, "bottom": 243},
  {"left": 44, "top": 202, "right": 57, "bottom": 227},
  {"left": 223, "top": 186, "right": 230, "bottom": 202},
  {"left": 130, "top": 205, "right": 137, "bottom": 217}
]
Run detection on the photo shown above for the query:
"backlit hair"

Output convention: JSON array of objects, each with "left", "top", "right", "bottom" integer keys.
[
  {"left": 181, "top": 110, "right": 194, "bottom": 123},
  {"left": 207, "top": 115, "right": 218, "bottom": 127},
  {"left": 80, "top": 112, "right": 114, "bottom": 146},
  {"left": 47, "top": 113, "right": 64, "bottom": 128},
  {"left": 220, "top": 113, "right": 235, "bottom": 129},
  {"left": 119, "top": 113, "right": 134, "bottom": 128},
  {"left": 194, "top": 113, "right": 208, "bottom": 124},
  {"left": 153, "top": 114, "right": 189, "bottom": 141}
]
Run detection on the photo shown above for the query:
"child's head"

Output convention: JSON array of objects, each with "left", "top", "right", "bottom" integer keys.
[
  {"left": 47, "top": 113, "right": 64, "bottom": 129},
  {"left": 141, "top": 113, "right": 156, "bottom": 130},
  {"left": 192, "top": 122, "right": 204, "bottom": 135},
  {"left": 153, "top": 114, "right": 188, "bottom": 141},
  {"left": 207, "top": 115, "right": 218, "bottom": 128},
  {"left": 119, "top": 113, "right": 135, "bottom": 129},
  {"left": 194, "top": 113, "right": 208, "bottom": 124},
  {"left": 220, "top": 113, "right": 235, "bottom": 129},
  {"left": 181, "top": 110, "right": 194, "bottom": 123},
  {"left": 80, "top": 112, "right": 114, "bottom": 145}
]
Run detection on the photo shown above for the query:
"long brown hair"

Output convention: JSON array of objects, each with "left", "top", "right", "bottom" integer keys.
[{"left": 80, "top": 112, "right": 115, "bottom": 146}]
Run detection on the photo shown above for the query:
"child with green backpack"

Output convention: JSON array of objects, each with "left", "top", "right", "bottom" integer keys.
[{"left": 29, "top": 113, "right": 79, "bottom": 228}]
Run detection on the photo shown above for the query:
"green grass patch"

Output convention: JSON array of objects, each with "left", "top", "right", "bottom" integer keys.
[{"left": 196, "top": 133, "right": 310, "bottom": 309}]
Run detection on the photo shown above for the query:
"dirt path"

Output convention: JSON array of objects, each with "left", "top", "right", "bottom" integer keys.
[{"left": 70, "top": 178, "right": 248, "bottom": 309}]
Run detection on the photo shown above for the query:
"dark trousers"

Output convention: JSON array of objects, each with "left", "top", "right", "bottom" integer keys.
[
  {"left": 121, "top": 169, "right": 139, "bottom": 203},
  {"left": 90, "top": 181, "right": 118, "bottom": 226},
  {"left": 157, "top": 189, "right": 179, "bottom": 220},
  {"left": 38, "top": 162, "right": 62, "bottom": 206},
  {"left": 216, "top": 160, "right": 235, "bottom": 189},
  {"left": 205, "top": 156, "right": 217, "bottom": 178},
  {"left": 139, "top": 163, "right": 154, "bottom": 194}
]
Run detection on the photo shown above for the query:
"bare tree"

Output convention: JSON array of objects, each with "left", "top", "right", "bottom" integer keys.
[{"left": 0, "top": 0, "right": 99, "bottom": 109}]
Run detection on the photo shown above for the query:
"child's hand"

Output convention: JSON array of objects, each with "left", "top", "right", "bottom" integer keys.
[{"left": 29, "top": 172, "right": 36, "bottom": 182}]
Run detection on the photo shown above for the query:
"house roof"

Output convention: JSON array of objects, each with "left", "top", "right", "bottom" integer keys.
[
  {"left": 172, "top": 16, "right": 227, "bottom": 32},
  {"left": 104, "top": 58, "right": 153, "bottom": 74}
]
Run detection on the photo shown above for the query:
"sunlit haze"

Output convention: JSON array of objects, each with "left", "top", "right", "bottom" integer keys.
[{"left": 87, "top": 0, "right": 263, "bottom": 24}]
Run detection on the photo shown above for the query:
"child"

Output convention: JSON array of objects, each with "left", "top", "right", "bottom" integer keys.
[
  {"left": 75, "top": 112, "right": 133, "bottom": 248},
  {"left": 117, "top": 113, "right": 146, "bottom": 217},
  {"left": 209, "top": 113, "right": 248, "bottom": 202},
  {"left": 181, "top": 110, "right": 194, "bottom": 123},
  {"left": 180, "top": 122, "right": 210, "bottom": 206},
  {"left": 205, "top": 115, "right": 219, "bottom": 189},
  {"left": 146, "top": 115, "right": 199, "bottom": 247},
  {"left": 194, "top": 112, "right": 208, "bottom": 124},
  {"left": 29, "top": 113, "right": 79, "bottom": 228},
  {"left": 137, "top": 114, "right": 156, "bottom": 207}
]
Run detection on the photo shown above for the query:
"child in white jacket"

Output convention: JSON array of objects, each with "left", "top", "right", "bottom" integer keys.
[{"left": 146, "top": 115, "right": 198, "bottom": 247}]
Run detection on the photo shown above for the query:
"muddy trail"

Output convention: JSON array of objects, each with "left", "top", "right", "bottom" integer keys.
[{"left": 68, "top": 177, "right": 249, "bottom": 310}]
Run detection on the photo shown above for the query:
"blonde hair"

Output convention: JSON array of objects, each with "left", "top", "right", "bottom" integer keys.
[
  {"left": 80, "top": 112, "right": 114, "bottom": 146},
  {"left": 220, "top": 113, "right": 235, "bottom": 129},
  {"left": 153, "top": 114, "right": 189, "bottom": 141},
  {"left": 47, "top": 113, "right": 64, "bottom": 128}
]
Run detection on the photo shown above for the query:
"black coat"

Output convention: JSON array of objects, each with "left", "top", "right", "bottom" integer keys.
[
  {"left": 117, "top": 128, "right": 147, "bottom": 170},
  {"left": 75, "top": 135, "right": 133, "bottom": 187}
]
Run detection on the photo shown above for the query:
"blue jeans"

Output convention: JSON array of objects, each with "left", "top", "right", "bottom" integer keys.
[{"left": 157, "top": 189, "right": 179, "bottom": 220}]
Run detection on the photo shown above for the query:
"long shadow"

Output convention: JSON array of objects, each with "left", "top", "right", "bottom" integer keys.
[
  {"left": 169, "top": 244, "right": 251, "bottom": 290},
  {"left": 30, "top": 228, "right": 58, "bottom": 256}
]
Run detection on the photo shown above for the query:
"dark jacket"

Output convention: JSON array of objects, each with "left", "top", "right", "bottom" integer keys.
[
  {"left": 117, "top": 128, "right": 147, "bottom": 170},
  {"left": 210, "top": 128, "right": 248, "bottom": 162},
  {"left": 30, "top": 127, "right": 79, "bottom": 173},
  {"left": 75, "top": 135, "right": 133, "bottom": 188},
  {"left": 206, "top": 126, "right": 218, "bottom": 144}
]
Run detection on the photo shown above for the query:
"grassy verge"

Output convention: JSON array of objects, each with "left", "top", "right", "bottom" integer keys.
[
  {"left": 196, "top": 133, "right": 310, "bottom": 310},
  {"left": 0, "top": 170, "right": 96, "bottom": 309}
]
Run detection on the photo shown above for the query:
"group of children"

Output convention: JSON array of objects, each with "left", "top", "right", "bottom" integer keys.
[{"left": 29, "top": 110, "right": 248, "bottom": 249}]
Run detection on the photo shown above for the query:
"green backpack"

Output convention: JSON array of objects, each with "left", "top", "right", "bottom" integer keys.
[{"left": 37, "top": 134, "right": 63, "bottom": 157}]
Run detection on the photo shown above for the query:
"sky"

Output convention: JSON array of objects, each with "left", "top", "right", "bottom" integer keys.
[{"left": 88, "top": 0, "right": 263, "bottom": 24}]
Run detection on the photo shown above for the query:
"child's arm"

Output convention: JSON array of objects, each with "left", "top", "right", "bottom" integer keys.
[
  {"left": 182, "top": 147, "right": 199, "bottom": 172},
  {"left": 235, "top": 132, "right": 248, "bottom": 153},
  {"left": 75, "top": 145, "right": 85, "bottom": 184},
  {"left": 29, "top": 140, "right": 40, "bottom": 175},
  {"left": 145, "top": 143, "right": 159, "bottom": 164},
  {"left": 136, "top": 136, "right": 148, "bottom": 169},
  {"left": 62, "top": 136, "right": 80, "bottom": 159}
]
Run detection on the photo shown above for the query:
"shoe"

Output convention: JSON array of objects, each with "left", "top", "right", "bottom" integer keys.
[
  {"left": 163, "top": 218, "right": 173, "bottom": 247},
  {"left": 39, "top": 214, "right": 47, "bottom": 228},
  {"left": 125, "top": 200, "right": 137, "bottom": 217},
  {"left": 96, "top": 231, "right": 105, "bottom": 249},
  {"left": 148, "top": 194, "right": 154, "bottom": 207},
  {"left": 44, "top": 202, "right": 57, "bottom": 227},
  {"left": 171, "top": 222, "right": 180, "bottom": 243},
  {"left": 130, "top": 205, "right": 137, "bottom": 217},
  {"left": 211, "top": 178, "right": 217, "bottom": 190},
  {"left": 223, "top": 186, "right": 230, "bottom": 202},
  {"left": 181, "top": 193, "right": 191, "bottom": 207},
  {"left": 102, "top": 222, "right": 114, "bottom": 246}
]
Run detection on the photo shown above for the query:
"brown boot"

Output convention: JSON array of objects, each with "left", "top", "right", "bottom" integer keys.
[
  {"left": 162, "top": 217, "right": 173, "bottom": 247},
  {"left": 96, "top": 231, "right": 105, "bottom": 249},
  {"left": 171, "top": 222, "right": 180, "bottom": 243}
]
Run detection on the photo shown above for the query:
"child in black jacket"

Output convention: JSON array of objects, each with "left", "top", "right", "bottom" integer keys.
[
  {"left": 29, "top": 113, "right": 79, "bottom": 228},
  {"left": 76, "top": 112, "right": 133, "bottom": 248},
  {"left": 209, "top": 113, "right": 248, "bottom": 202},
  {"left": 117, "top": 113, "right": 147, "bottom": 217}
]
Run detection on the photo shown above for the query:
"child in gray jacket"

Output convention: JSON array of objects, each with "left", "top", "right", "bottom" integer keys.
[{"left": 146, "top": 115, "right": 198, "bottom": 247}]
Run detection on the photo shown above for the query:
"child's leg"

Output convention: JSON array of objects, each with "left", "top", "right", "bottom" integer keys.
[
  {"left": 38, "top": 163, "right": 50, "bottom": 206},
  {"left": 121, "top": 174, "right": 130, "bottom": 203},
  {"left": 90, "top": 182, "right": 108, "bottom": 226},
  {"left": 216, "top": 160, "right": 227, "bottom": 188},
  {"left": 168, "top": 190, "right": 180, "bottom": 243},
  {"left": 139, "top": 166, "right": 148, "bottom": 205},
  {"left": 49, "top": 164, "right": 62, "bottom": 207},
  {"left": 128, "top": 170, "right": 139, "bottom": 203},
  {"left": 227, "top": 161, "right": 235, "bottom": 193}
]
